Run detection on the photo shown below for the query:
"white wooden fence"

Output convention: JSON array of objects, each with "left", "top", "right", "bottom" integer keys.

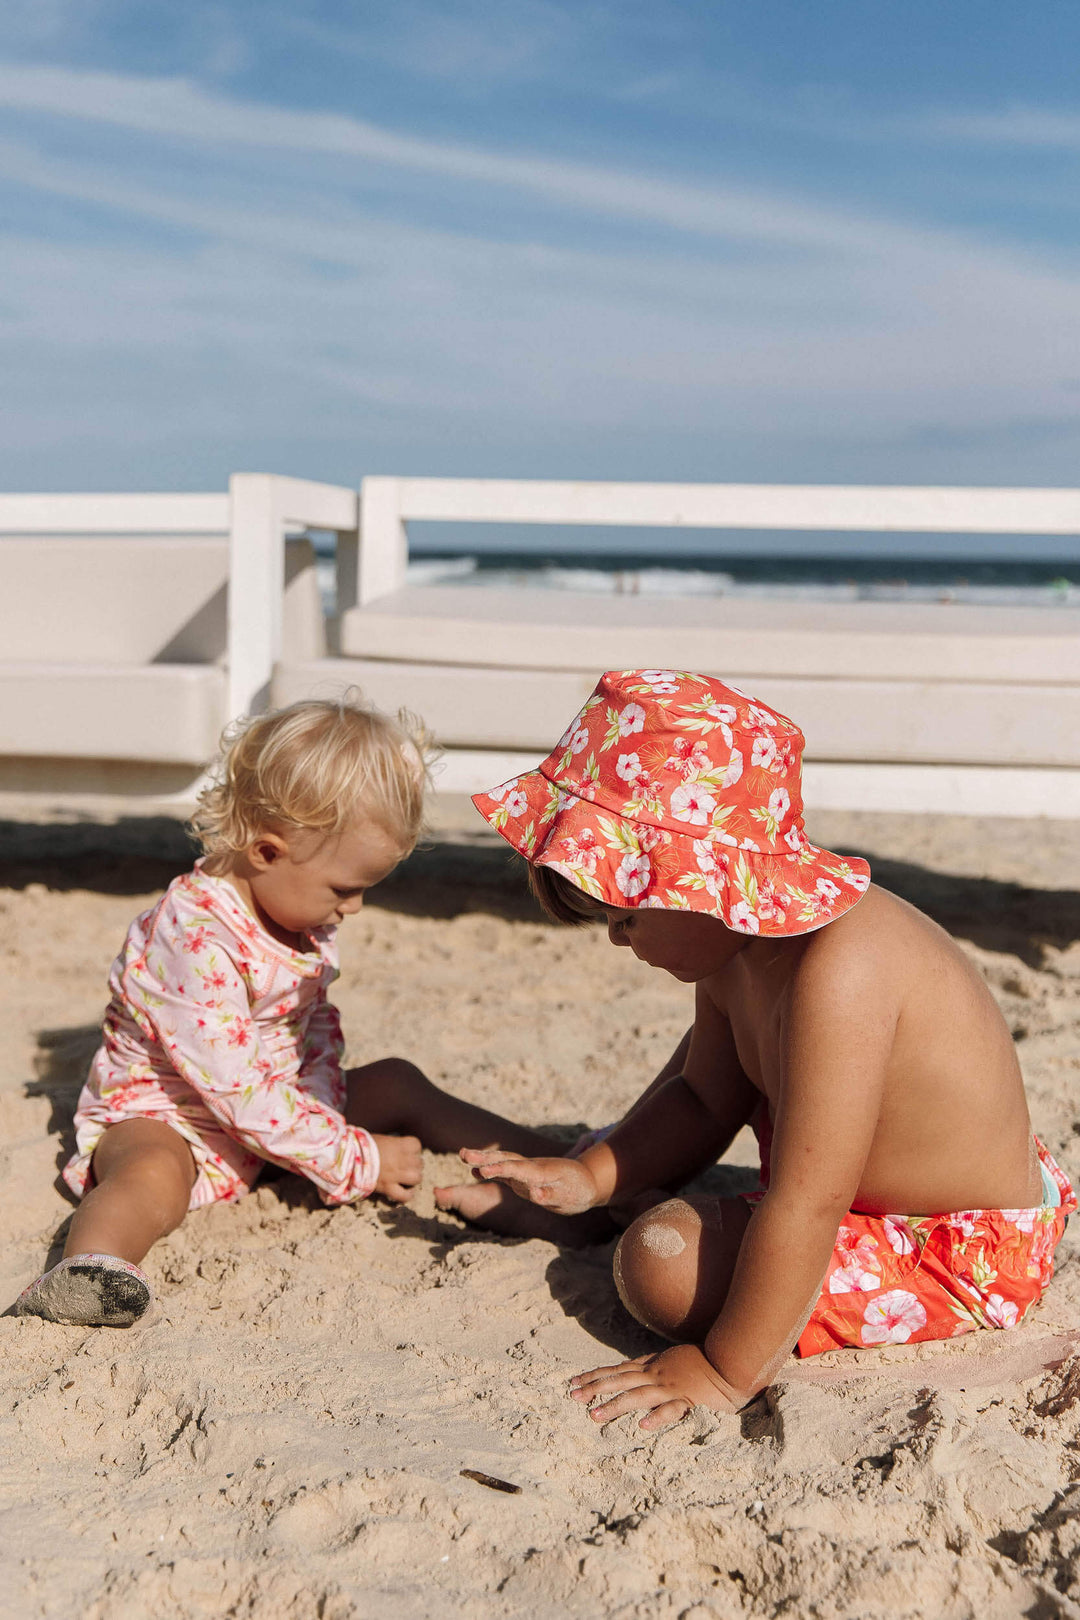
[{"left": 2, "top": 473, "right": 1078, "bottom": 815}]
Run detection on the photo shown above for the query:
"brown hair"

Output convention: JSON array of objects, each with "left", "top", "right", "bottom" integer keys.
[
  {"left": 527, "top": 862, "right": 608, "bottom": 926},
  {"left": 189, "top": 695, "right": 432, "bottom": 857}
]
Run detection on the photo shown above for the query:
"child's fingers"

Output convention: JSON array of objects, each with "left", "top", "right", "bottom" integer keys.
[
  {"left": 386, "top": 1182, "right": 418, "bottom": 1203},
  {"left": 572, "top": 1365, "right": 653, "bottom": 1404},
  {"left": 569, "top": 1358, "right": 647, "bottom": 1393},
  {"left": 473, "top": 1159, "right": 545, "bottom": 1186},
  {"left": 459, "top": 1147, "right": 524, "bottom": 1167},
  {"left": 586, "top": 1384, "right": 675, "bottom": 1424},
  {"left": 638, "top": 1399, "right": 692, "bottom": 1432}
]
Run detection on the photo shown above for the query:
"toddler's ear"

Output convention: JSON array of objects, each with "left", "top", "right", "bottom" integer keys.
[{"left": 248, "top": 832, "right": 290, "bottom": 871}]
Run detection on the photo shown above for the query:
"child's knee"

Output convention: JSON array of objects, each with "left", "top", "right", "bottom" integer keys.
[
  {"left": 613, "top": 1198, "right": 704, "bottom": 1339},
  {"left": 613, "top": 1195, "right": 744, "bottom": 1341},
  {"left": 347, "top": 1057, "right": 432, "bottom": 1127},
  {"left": 352, "top": 1055, "right": 427, "bottom": 1092},
  {"left": 92, "top": 1127, "right": 195, "bottom": 1229}
]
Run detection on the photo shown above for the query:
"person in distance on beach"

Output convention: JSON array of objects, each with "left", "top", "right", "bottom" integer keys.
[
  {"left": 16, "top": 697, "right": 565, "bottom": 1328},
  {"left": 440, "top": 670, "right": 1075, "bottom": 1430}
]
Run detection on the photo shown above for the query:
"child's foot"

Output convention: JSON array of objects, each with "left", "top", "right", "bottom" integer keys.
[
  {"left": 15, "top": 1254, "right": 153, "bottom": 1327},
  {"left": 433, "top": 1181, "right": 614, "bottom": 1247}
]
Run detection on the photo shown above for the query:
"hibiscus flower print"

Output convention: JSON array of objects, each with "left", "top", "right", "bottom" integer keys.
[
  {"left": 826, "top": 861, "right": 870, "bottom": 893},
  {"left": 615, "top": 851, "right": 651, "bottom": 899},
  {"left": 616, "top": 751, "right": 643, "bottom": 783},
  {"left": 754, "top": 878, "right": 788, "bottom": 922},
  {"left": 827, "top": 1228, "right": 882, "bottom": 1293},
  {"left": 486, "top": 778, "right": 520, "bottom": 803},
  {"left": 638, "top": 670, "right": 680, "bottom": 693},
  {"left": 751, "top": 735, "right": 778, "bottom": 770},
  {"left": 747, "top": 704, "right": 779, "bottom": 729},
  {"left": 692, "top": 842, "right": 730, "bottom": 898},
  {"left": 722, "top": 748, "right": 743, "bottom": 788},
  {"left": 860, "top": 1290, "right": 928, "bottom": 1345},
  {"left": 664, "top": 737, "right": 711, "bottom": 777},
  {"left": 751, "top": 786, "right": 790, "bottom": 840},
  {"left": 883, "top": 1216, "right": 917, "bottom": 1257},
  {"left": 728, "top": 900, "right": 760, "bottom": 934},
  {"left": 502, "top": 789, "right": 529, "bottom": 818},
  {"left": 575, "top": 755, "right": 602, "bottom": 799},
  {"left": 670, "top": 782, "right": 717, "bottom": 826},
  {"left": 983, "top": 1293, "right": 1020, "bottom": 1329},
  {"left": 560, "top": 831, "right": 600, "bottom": 876},
  {"left": 618, "top": 703, "right": 647, "bottom": 738}
]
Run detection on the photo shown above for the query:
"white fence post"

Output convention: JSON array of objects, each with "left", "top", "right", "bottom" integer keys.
[
  {"left": 228, "top": 474, "right": 282, "bottom": 721},
  {"left": 357, "top": 477, "right": 408, "bottom": 605}
]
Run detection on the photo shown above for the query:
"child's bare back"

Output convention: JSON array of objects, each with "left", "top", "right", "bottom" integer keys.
[{"left": 709, "top": 883, "right": 1039, "bottom": 1217}]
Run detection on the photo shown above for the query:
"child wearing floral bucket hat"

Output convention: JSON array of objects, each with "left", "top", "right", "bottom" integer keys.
[{"left": 441, "top": 670, "right": 1075, "bottom": 1432}]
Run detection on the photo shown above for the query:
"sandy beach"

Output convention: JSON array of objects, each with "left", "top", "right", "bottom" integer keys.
[{"left": 2, "top": 807, "right": 1079, "bottom": 1620}]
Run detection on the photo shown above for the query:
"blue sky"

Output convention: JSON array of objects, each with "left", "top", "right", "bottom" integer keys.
[{"left": 1, "top": 0, "right": 1079, "bottom": 497}]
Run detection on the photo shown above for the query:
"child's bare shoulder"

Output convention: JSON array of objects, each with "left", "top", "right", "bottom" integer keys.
[{"left": 792, "top": 883, "right": 959, "bottom": 998}]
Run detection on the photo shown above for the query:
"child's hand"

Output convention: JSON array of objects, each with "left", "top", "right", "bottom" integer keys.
[
  {"left": 458, "top": 1148, "right": 601, "bottom": 1215},
  {"left": 569, "top": 1343, "right": 743, "bottom": 1431},
  {"left": 372, "top": 1134, "right": 423, "bottom": 1202}
]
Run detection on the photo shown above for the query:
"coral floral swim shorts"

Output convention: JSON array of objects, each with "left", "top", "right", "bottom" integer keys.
[{"left": 747, "top": 1117, "right": 1075, "bottom": 1358}]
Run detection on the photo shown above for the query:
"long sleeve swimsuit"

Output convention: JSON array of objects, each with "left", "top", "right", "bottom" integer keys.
[{"left": 64, "top": 863, "right": 380, "bottom": 1209}]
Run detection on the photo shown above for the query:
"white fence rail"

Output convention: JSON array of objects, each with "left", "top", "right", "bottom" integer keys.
[{"left": 354, "top": 475, "right": 1080, "bottom": 604}]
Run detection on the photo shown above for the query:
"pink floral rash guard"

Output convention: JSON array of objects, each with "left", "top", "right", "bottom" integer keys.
[{"left": 64, "top": 864, "right": 380, "bottom": 1210}]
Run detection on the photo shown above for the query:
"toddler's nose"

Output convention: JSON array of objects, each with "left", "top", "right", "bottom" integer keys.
[{"left": 337, "top": 894, "right": 364, "bottom": 916}]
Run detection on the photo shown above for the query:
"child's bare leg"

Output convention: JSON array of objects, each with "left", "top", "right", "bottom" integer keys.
[
  {"left": 18, "top": 1120, "right": 195, "bottom": 1327},
  {"left": 347, "top": 1057, "right": 612, "bottom": 1243},
  {"left": 346, "top": 1056, "right": 558, "bottom": 1155},
  {"left": 613, "top": 1195, "right": 752, "bottom": 1341},
  {"left": 65, "top": 1119, "right": 196, "bottom": 1264}
]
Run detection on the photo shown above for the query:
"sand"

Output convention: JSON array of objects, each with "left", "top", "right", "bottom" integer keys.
[{"left": 2, "top": 809, "right": 1079, "bottom": 1620}]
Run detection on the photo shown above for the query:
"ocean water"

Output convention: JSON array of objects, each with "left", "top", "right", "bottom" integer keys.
[
  {"left": 413, "top": 551, "right": 1080, "bottom": 606},
  {"left": 315, "top": 535, "right": 1080, "bottom": 609}
]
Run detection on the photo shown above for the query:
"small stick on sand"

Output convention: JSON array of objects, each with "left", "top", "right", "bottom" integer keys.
[{"left": 460, "top": 1469, "right": 522, "bottom": 1495}]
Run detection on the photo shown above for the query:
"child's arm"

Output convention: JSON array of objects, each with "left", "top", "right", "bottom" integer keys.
[
  {"left": 135, "top": 924, "right": 380, "bottom": 1205},
  {"left": 700, "top": 950, "right": 893, "bottom": 1395},
  {"left": 462, "top": 986, "right": 758, "bottom": 1209},
  {"left": 296, "top": 992, "right": 346, "bottom": 1093}
]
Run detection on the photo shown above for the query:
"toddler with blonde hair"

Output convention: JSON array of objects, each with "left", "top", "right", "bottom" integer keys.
[{"left": 18, "top": 696, "right": 557, "bottom": 1327}]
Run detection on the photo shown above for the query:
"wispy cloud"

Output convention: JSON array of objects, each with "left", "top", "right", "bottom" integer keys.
[
  {"left": 0, "top": 62, "right": 976, "bottom": 256},
  {"left": 0, "top": 60, "right": 1078, "bottom": 488},
  {"left": 915, "top": 105, "right": 1080, "bottom": 151},
  {"left": 277, "top": 0, "right": 574, "bottom": 84}
]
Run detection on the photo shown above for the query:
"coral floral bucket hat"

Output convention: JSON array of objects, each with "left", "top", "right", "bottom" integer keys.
[{"left": 472, "top": 670, "right": 871, "bottom": 938}]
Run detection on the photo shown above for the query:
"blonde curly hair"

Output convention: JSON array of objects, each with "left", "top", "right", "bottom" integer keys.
[{"left": 189, "top": 695, "right": 432, "bottom": 857}]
